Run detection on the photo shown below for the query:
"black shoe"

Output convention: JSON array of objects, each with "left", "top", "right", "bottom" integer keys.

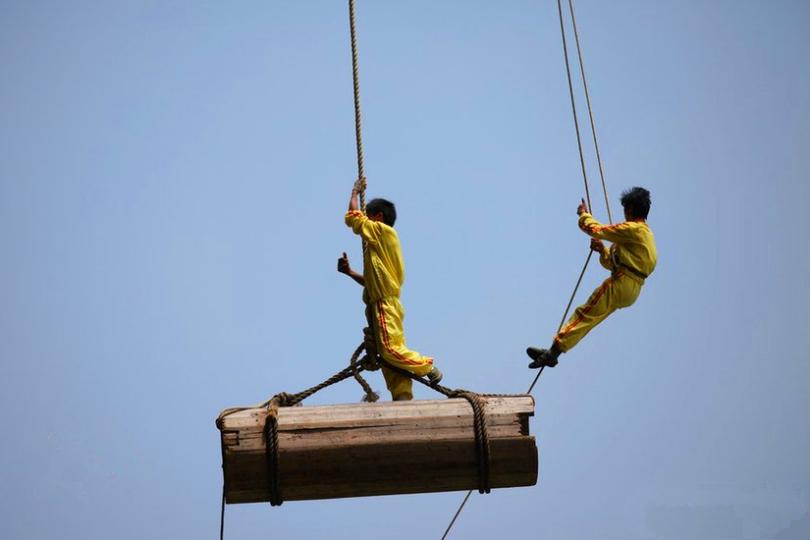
[
  {"left": 427, "top": 367, "right": 443, "bottom": 386},
  {"left": 526, "top": 347, "right": 558, "bottom": 369}
]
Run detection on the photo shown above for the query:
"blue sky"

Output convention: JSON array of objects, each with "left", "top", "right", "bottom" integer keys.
[{"left": 1, "top": 1, "right": 808, "bottom": 539}]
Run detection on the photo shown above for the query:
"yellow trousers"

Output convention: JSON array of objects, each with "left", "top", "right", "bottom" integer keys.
[
  {"left": 370, "top": 296, "right": 433, "bottom": 400},
  {"left": 555, "top": 271, "right": 643, "bottom": 352}
]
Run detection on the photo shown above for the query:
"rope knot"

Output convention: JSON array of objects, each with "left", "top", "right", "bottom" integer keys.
[
  {"left": 360, "top": 354, "right": 381, "bottom": 372},
  {"left": 272, "top": 392, "right": 296, "bottom": 408}
]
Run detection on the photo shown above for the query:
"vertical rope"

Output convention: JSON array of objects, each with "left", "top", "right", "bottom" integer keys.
[
  {"left": 567, "top": 0, "right": 612, "bottom": 223},
  {"left": 348, "top": 0, "right": 367, "bottom": 214},
  {"left": 220, "top": 483, "right": 225, "bottom": 540},
  {"left": 556, "top": 0, "right": 591, "bottom": 212}
]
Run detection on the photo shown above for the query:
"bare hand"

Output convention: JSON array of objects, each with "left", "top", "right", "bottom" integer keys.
[
  {"left": 337, "top": 252, "right": 351, "bottom": 274},
  {"left": 590, "top": 239, "right": 605, "bottom": 253},
  {"left": 577, "top": 198, "right": 588, "bottom": 216},
  {"left": 353, "top": 177, "right": 367, "bottom": 194}
]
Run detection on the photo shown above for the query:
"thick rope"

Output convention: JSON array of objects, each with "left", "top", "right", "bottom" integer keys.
[
  {"left": 217, "top": 345, "right": 377, "bottom": 537},
  {"left": 218, "top": 343, "right": 507, "bottom": 520},
  {"left": 376, "top": 360, "right": 527, "bottom": 496},
  {"left": 265, "top": 403, "right": 282, "bottom": 505},
  {"left": 348, "top": 0, "right": 367, "bottom": 214}
]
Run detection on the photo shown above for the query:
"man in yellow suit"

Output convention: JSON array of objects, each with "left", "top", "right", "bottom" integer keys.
[
  {"left": 528, "top": 187, "right": 657, "bottom": 368},
  {"left": 338, "top": 179, "right": 443, "bottom": 400}
]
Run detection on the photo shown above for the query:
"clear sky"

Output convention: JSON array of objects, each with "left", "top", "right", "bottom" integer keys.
[{"left": 1, "top": 1, "right": 808, "bottom": 539}]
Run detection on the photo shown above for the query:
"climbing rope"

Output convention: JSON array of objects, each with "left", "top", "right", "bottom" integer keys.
[
  {"left": 348, "top": 0, "right": 369, "bottom": 232},
  {"left": 441, "top": 0, "right": 613, "bottom": 537}
]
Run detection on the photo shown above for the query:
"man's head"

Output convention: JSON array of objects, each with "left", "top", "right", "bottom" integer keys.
[
  {"left": 366, "top": 198, "right": 397, "bottom": 226},
  {"left": 620, "top": 187, "right": 651, "bottom": 221}
]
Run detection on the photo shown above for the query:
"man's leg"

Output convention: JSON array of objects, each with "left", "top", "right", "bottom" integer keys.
[
  {"left": 556, "top": 277, "right": 620, "bottom": 351},
  {"left": 372, "top": 297, "right": 436, "bottom": 398},
  {"left": 528, "top": 276, "right": 627, "bottom": 368},
  {"left": 381, "top": 366, "right": 413, "bottom": 401}
]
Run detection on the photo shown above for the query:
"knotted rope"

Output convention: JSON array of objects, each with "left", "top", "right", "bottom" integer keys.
[{"left": 217, "top": 336, "right": 521, "bottom": 536}]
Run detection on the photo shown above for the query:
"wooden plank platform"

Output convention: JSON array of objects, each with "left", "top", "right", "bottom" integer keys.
[{"left": 217, "top": 396, "right": 538, "bottom": 503}]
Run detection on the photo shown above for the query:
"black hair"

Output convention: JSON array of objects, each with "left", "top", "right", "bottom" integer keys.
[
  {"left": 620, "top": 187, "right": 651, "bottom": 220},
  {"left": 366, "top": 198, "right": 397, "bottom": 226}
]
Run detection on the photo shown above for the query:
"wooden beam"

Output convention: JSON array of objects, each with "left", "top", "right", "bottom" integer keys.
[{"left": 218, "top": 396, "right": 538, "bottom": 503}]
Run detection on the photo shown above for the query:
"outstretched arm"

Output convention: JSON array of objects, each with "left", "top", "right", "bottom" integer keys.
[{"left": 338, "top": 252, "right": 365, "bottom": 286}]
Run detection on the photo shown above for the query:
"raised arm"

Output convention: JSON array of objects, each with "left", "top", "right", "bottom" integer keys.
[
  {"left": 348, "top": 177, "right": 366, "bottom": 212},
  {"left": 345, "top": 179, "right": 382, "bottom": 244}
]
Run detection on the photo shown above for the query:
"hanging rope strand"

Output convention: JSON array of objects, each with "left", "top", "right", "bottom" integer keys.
[
  {"left": 567, "top": 0, "right": 612, "bottom": 223},
  {"left": 557, "top": 0, "right": 591, "bottom": 212},
  {"left": 348, "top": 0, "right": 367, "bottom": 214}
]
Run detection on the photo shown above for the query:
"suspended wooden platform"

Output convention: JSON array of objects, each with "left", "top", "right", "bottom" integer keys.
[{"left": 217, "top": 396, "right": 538, "bottom": 503}]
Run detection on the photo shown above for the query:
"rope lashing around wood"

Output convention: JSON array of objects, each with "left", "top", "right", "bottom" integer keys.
[
  {"left": 216, "top": 336, "right": 521, "bottom": 512},
  {"left": 377, "top": 357, "right": 528, "bottom": 495}
]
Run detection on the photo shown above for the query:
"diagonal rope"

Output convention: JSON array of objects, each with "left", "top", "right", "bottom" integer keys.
[{"left": 441, "top": 0, "right": 612, "bottom": 537}]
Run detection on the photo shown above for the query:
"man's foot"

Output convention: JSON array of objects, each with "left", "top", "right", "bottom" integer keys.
[
  {"left": 393, "top": 392, "right": 413, "bottom": 401},
  {"left": 526, "top": 346, "right": 559, "bottom": 369},
  {"left": 427, "top": 366, "right": 443, "bottom": 386}
]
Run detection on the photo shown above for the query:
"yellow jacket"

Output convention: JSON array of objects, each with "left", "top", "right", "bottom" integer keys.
[
  {"left": 345, "top": 210, "right": 405, "bottom": 303},
  {"left": 578, "top": 212, "right": 657, "bottom": 279}
]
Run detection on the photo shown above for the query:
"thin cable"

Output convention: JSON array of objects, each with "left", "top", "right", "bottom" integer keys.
[
  {"left": 556, "top": 250, "right": 594, "bottom": 332},
  {"left": 220, "top": 483, "right": 225, "bottom": 540},
  {"left": 557, "top": 0, "right": 591, "bottom": 212},
  {"left": 528, "top": 249, "right": 592, "bottom": 394},
  {"left": 567, "top": 0, "right": 612, "bottom": 223},
  {"left": 448, "top": 248, "right": 593, "bottom": 532},
  {"left": 440, "top": 491, "right": 472, "bottom": 540}
]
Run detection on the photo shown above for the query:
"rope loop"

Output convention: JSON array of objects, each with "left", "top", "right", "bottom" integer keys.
[
  {"left": 449, "top": 390, "right": 492, "bottom": 494},
  {"left": 264, "top": 407, "right": 283, "bottom": 506},
  {"left": 350, "top": 341, "right": 379, "bottom": 402}
]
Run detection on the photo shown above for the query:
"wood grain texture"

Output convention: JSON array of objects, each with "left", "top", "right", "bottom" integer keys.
[{"left": 218, "top": 396, "right": 538, "bottom": 503}]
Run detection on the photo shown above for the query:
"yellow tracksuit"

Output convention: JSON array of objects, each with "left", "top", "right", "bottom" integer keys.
[
  {"left": 554, "top": 212, "right": 657, "bottom": 352},
  {"left": 345, "top": 210, "right": 434, "bottom": 400}
]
